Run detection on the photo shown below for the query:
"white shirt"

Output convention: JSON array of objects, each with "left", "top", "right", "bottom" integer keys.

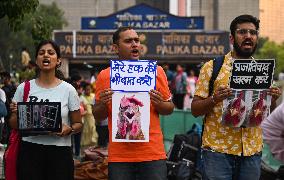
[
  {"left": 0, "top": 89, "right": 6, "bottom": 123},
  {"left": 13, "top": 79, "right": 80, "bottom": 146},
  {"left": 262, "top": 102, "right": 284, "bottom": 163}
]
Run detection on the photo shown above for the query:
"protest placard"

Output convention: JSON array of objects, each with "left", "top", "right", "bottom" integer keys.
[
  {"left": 110, "top": 60, "right": 157, "bottom": 92},
  {"left": 17, "top": 102, "right": 62, "bottom": 134}
]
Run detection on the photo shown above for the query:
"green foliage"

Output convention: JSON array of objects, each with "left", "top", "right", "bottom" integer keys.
[
  {"left": 255, "top": 39, "right": 284, "bottom": 76},
  {"left": 30, "top": 2, "right": 68, "bottom": 45},
  {"left": 0, "top": 2, "right": 67, "bottom": 72},
  {"left": 255, "top": 37, "right": 269, "bottom": 55},
  {"left": 0, "top": 0, "right": 39, "bottom": 30}
]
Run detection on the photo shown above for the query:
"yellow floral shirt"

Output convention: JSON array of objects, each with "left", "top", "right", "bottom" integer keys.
[{"left": 195, "top": 52, "right": 262, "bottom": 156}]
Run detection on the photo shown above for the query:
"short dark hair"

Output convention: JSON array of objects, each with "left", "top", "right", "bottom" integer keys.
[
  {"left": 0, "top": 71, "right": 10, "bottom": 79},
  {"left": 112, "top": 26, "right": 134, "bottom": 45},
  {"left": 70, "top": 74, "right": 82, "bottom": 82},
  {"left": 230, "top": 14, "right": 260, "bottom": 36}
]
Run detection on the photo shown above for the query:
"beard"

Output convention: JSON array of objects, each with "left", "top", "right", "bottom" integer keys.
[{"left": 233, "top": 40, "right": 257, "bottom": 58}]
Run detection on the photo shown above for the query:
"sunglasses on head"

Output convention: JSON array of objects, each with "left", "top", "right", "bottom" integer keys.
[{"left": 236, "top": 29, "right": 259, "bottom": 36}]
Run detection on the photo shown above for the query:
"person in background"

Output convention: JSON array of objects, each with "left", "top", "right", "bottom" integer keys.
[
  {"left": 93, "top": 26, "right": 174, "bottom": 180},
  {"left": 69, "top": 74, "right": 84, "bottom": 158},
  {"left": 21, "top": 47, "right": 31, "bottom": 69},
  {"left": 19, "top": 61, "right": 37, "bottom": 82},
  {"left": 9, "top": 40, "right": 82, "bottom": 180},
  {"left": 183, "top": 69, "right": 198, "bottom": 110},
  {"left": 0, "top": 71, "right": 16, "bottom": 144},
  {"left": 171, "top": 64, "right": 187, "bottom": 109},
  {"left": 261, "top": 101, "right": 284, "bottom": 163},
  {"left": 162, "top": 63, "right": 174, "bottom": 91},
  {"left": 191, "top": 15, "right": 281, "bottom": 180},
  {"left": 93, "top": 97, "right": 109, "bottom": 148},
  {"left": 72, "top": 82, "right": 87, "bottom": 159},
  {"left": 90, "top": 69, "right": 98, "bottom": 93},
  {"left": 0, "top": 88, "right": 6, "bottom": 137},
  {"left": 80, "top": 83, "right": 98, "bottom": 149}
]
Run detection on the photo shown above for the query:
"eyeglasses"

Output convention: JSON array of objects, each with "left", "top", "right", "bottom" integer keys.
[{"left": 236, "top": 29, "right": 258, "bottom": 36}]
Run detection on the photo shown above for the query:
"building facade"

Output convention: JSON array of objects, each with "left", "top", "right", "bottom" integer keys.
[
  {"left": 260, "top": 0, "right": 284, "bottom": 44},
  {"left": 170, "top": 0, "right": 259, "bottom": 31}
]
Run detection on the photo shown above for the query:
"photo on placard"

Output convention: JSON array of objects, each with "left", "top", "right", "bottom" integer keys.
[
  {"left": 244, "top": 91, "right": 269, "bottom": 127},
  {"left": 17, "top": 102, "right": 62, "bottom": 133},
  {"left": 112, "top": 92, "right": 150, "bottom": 142},
  {"left": 221, "top": 90, "right": 271, "bottom": 128},
  {"left": 222, "top": 91, "right": 246, "bottom": 127}
]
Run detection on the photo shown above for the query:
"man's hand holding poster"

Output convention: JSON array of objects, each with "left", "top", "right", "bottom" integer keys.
[
  {"left": 110, "top": 60, "right": 157, "bottom": 142},
  {"left": 221, "top": 59, "right": 275, "bottom": 127}
]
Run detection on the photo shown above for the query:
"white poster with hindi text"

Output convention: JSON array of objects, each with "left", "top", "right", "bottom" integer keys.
[{"left": 110, "top": 60, "right": 157, "bottom": 92}]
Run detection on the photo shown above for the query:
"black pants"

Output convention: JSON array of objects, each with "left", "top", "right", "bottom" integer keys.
[
  {"left": 17, "top": 141, "right": 74, "bottom": 180},
  {"left": 96, "top": 125, "right": 109, "bottom": 147},
  {"left": 72, "top": 132, "right": 81, "bottom": 156},
  {"left": 109, "top": 160, "right": 167, "bottom": 180},
  {"left": 173, "top": 93, "right": 186, "bottom": 109}
]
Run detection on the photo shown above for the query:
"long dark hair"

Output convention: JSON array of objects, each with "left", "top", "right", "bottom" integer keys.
[{"left": 35, "top": 40, "right": 65, "bottom": 80}]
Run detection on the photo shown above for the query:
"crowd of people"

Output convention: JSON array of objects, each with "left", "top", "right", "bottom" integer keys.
[{"left": 0, "top": 14, "right": 283, "bottom": 180}]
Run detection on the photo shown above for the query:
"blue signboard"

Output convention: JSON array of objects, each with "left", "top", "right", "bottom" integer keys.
[{"left": 81, "top": 3, "right": 204, "bottom": 30}]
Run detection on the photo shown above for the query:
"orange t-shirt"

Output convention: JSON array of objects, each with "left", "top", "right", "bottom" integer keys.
[{"left": 95, "top": 65, "right": 171, "bottom": 162}]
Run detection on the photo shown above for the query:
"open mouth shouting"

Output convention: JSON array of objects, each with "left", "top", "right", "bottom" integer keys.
[
  {"left": 42, "top": 58, "right": 51, "bottom": 66},
  {"left": 241, "top": 40, "right": 254, "bottom": 49},
  {"left": 131, "top": 49, "right": 139, "bottom": 58}
]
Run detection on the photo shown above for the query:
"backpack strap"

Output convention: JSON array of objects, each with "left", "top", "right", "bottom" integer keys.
[
  {"left": 23, "top": 81, "right": 30, "bottom": 102},
  {"left": 201, "top": 56, "right": 225, "bottom": 146},
  {"left": 208, "top": 56, "right": 225, "bottom": 96}
]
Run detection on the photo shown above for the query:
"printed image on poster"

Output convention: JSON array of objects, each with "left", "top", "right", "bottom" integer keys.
[
  {"left": 112, "top": 92, "right": 150, "bottom": 142},
  {"left": 222, "top": 90, "right": 271, "bottom": 128},
  {"left": 222, "top": 91, "right": 246, "bottom": 127},
  {"left": 17, "top": 102, "right": 62, "bottom": 134},
  {"left": 244, "top": 91, "right": 269, "bottom": 127}
]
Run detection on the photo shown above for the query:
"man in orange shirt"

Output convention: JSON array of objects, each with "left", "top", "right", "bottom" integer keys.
[{"left": 93, "top": 26, "right": 174, "bottom": 180}]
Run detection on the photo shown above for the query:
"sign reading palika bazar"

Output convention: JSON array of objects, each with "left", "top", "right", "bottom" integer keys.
[
  {"left": 53, "top": 30, "right": 230, "bottom": 59},
  {"left": 81, "top": 3, "right": 204, "bottom": 30}
]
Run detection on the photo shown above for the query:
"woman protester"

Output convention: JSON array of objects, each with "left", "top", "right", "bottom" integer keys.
[{"left": 9, "top": 40, "right": 82, "bottom": 180}]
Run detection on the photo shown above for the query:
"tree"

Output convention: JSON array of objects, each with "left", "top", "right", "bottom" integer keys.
[
  {"left": 255, "top": 40, "right": 284, "bottom": 77},
  {"left": 0, "top": 0, "right": 39, "bottom": 30},
  {"left": 0, "top": 2, "right": 67, "bottom": 72},
  {"left": 29, "top": 2, "right": 68, "bottom": 45}
]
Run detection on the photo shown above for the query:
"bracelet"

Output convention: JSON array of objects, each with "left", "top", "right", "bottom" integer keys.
[{"left": 211, "top": 95, "right": 217, "bottom": 104}]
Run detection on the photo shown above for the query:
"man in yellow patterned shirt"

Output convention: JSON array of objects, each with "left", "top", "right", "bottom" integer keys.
[{"left": 191, "top": 14, "right": 282, "bottom": 180}]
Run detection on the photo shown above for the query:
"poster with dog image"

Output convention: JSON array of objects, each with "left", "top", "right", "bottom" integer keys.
[{"left": 112, "top": 92, "right": 150, "bottom": 142}]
